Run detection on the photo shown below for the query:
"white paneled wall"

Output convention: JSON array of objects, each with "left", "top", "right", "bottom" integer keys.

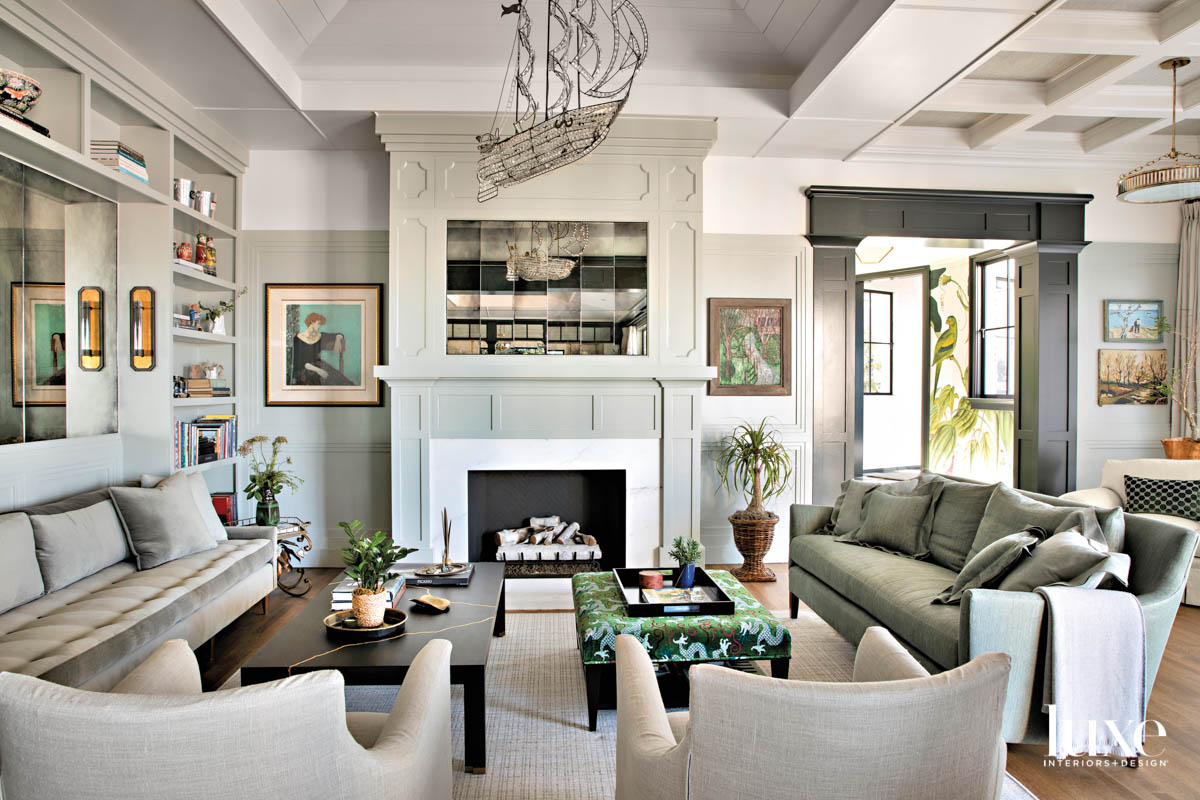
[{"left": 240, "top": 231, "right": 390, "bottom": 564}]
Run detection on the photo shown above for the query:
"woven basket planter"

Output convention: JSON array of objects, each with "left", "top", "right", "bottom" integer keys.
[
  {"left": 1161, "top": 437, "right": 1200, "bottom": 459},
  {"left": 729, "top": 514, "right": 779, "bottom": 582}
]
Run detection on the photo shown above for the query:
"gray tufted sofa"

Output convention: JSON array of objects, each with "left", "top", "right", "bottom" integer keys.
[{"left": 0, "top": 484, "right": 276, "bottom": 690}]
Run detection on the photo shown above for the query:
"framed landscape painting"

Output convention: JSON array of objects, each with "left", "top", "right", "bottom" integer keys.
[
  {"left": 265, "top": 284, "right": 383, "bottom": 406},
  {"left": 1097, "top": 348, "right": 1168, "bottom": 406},
  {"left": 1104, "top": 299, "right": 1164, "bottom": 342},
  {"left": 10, "top": 282, "right": 66, "bottom": 406},
  {"left": 707, "top": 298, "right": 791, "bottom": 396}
]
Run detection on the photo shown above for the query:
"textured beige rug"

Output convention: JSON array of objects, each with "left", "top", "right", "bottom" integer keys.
[{"left": 337, "top": 610, "right": 1037, "bottom": 800}]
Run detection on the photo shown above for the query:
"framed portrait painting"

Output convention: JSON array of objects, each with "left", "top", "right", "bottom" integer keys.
[
  {"left": 707, "top": 297, "right": 791, "bottom": 396},
  {"left": 10, "top": 282, "right": 66, "bottom": 406},
  {"left": 1103, "top": 299, "right": 1164, "bottom": 342},
  {"left": 265, "top": 284, "right": 383, "bottom": 407}
]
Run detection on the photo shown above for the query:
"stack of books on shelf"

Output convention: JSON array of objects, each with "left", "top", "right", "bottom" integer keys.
[
  {"left": 330, "top": 573, "right": 406, "bottom": 611},
  {"left": 174, "top": 414, "right": 236, "bottom": 469},
  {"left": 183, "top": 378, "right": 232, "bottom": 399},
  {"left": 172, "top": 313, "right": 200, "bottom": 330},
  {"left": 0, "top": 106, "right": 49, "bottom": 137},
  {"left": 90, "top": 140, "right": 149, "bottom": 184}
]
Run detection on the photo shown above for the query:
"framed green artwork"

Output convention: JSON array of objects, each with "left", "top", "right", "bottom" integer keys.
[
  {"left": 265, "top": 283, "right": 383, "bottom": 406},
  {"left": 707, "top": 297, "right": 791, "bottom": 396},
  {"left": 10, "top": 282, "right": 66, "bottom": 407}
]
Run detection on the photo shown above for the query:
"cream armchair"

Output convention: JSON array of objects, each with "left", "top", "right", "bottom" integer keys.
[
  {"left": 615, "top": 628, "right": 1011, "bottom": 800},
  {"left": 1062, "top": 457, "right": 1200, "bottom": 605},
  {"left": 0, "top": 638, "right": 452, "bottom": 800}
]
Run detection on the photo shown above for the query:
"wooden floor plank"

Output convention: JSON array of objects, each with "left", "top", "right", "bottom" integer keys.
[{"left": 202, "top": 561, "right": 1199, "bottom": 797}]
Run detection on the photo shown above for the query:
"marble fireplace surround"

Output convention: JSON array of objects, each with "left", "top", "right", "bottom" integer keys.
[{"left": 377, "top": 363, "right": 715, "bottom": 565}]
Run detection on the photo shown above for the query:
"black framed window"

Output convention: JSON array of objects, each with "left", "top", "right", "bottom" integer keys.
[
  {"left": 863, "top": 289, "right": 892, "bottom": 395},
  {"left": 972, "top": 256, "right": 1015, "bottom": 400}
]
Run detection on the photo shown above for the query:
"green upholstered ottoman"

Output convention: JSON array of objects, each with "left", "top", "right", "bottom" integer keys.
[{"left": 571, "top": 569, "right": 791, "bottom": 730}]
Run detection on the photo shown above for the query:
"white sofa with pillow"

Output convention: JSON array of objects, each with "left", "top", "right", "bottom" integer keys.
[
  {"left": 1062, "top": 457, "right": 1200, "bottom": 605},
  {"left": 0, "top": 472, "right": 276, "bottom": 689}
]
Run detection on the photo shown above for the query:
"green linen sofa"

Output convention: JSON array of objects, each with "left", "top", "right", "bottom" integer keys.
[{"left": 788, "top": 484, "right": 1198, "bottom": 744}]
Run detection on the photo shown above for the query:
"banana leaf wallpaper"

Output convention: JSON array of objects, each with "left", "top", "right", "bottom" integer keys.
[{"left": 928, "top": 261, "right": 1013, "bottom": 483}]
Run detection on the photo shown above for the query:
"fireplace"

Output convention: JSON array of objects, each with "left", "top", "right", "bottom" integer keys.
[{"left": 467, "top": 469, "right": 627, "bottom": 575}]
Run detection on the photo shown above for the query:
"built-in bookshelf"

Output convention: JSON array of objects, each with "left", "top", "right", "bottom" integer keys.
[{"left": 0, "top": 14, "right": 245, "bottom": 496}]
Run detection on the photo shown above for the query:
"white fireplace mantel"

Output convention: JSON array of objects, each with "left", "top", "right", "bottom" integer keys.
[
  {"left": 376, "top": 362, "right": 715, "bottom": 383},
  {"left": 375, "top": 112, "right": 716, "bottom": 567}
]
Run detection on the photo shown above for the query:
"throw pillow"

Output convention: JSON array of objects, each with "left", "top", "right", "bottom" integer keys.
[
  {"left": 0, "top": 513, "right": 44, "bottom": 613},
  {"left": 967, "top": 484, "right": 1102, "bottom": 563},
  {"left": 854, "top": 492, "right": 934, "bottom": 556},
  {"left": 835, "top": 478, "right": 941, "bottom": 555},
  {"left": 920, "top": 473, "right": 999, "bottom": 572},
  {"left": 833, "top": 477, "right": 923, "bottom": 534},
  {"left": 933, "top": 529, "right": 1040, "bottom": 605},
  {"left": 1124, "top": 475, "right": 1200, "bottom": 522},
  {"left": 141, "top": 472, "right": 229, "bottom": 541},
  {"left": 28, "top": 501, "right": 132, "bottom": 591},
  {"left": 997, "top": 528, "right": 1110, "bottom": 592},
  {"left": 109, "top": 483, "right": 217, "bottom": 570}
]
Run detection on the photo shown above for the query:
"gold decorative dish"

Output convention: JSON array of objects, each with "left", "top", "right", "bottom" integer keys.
[
  {"left": 414, "top": 563, "right": 469, "bottom": 577},
  {"left": 322, "top": 608, "right": 407, "bottom": 641}
]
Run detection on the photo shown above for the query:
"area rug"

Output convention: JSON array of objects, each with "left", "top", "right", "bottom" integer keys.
[{"left": 342, "top": 610, "right": 1038, "bottom": 800}]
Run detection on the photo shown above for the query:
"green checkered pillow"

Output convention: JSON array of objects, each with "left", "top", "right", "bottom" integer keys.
[{"left": 1124, "top": 475, "right": 1200, "bottom": 521}]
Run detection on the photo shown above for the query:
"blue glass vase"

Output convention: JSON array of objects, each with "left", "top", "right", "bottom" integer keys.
[{"left": 676, "top": 563, "right": 696, "bottom": 589}]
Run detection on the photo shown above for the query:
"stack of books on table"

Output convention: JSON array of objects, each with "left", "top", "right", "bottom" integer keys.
[
  {"left": 400, "top": 563, "right": 474, "bottom": 586},
  {"left": 331, "top": 573, "right": 406, "bottom": 610},
  {"left": 174, "top": 414, "right": 236, "bottom": 469},
  {"left": 90, "top": 140, "right": 149, "bottom": 183}
]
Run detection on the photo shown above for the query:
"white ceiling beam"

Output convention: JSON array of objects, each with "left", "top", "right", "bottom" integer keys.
[
  {"left": 197, "top": 0, "right": 304, "bottom": 107},
  {"left": 1081, "top": 117, "right": 1163, "bottom": 152},
  {"left": 1181, "top": 76, "right": 1200, "bottom": 110},
  {"left": 967, "top": 113, "right": 1029, "bottom": 149},
  {"left": 1160, "top": 0, "right": 1200, "bottom": 41},
  {"left": 1045, "top": 55, "right": 1133, "bottom": 105},
  {"left": 788, "top": 0, "right": 894, "bottom": 116}
]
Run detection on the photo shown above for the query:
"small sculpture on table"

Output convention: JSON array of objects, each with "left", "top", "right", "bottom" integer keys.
[{"left": 414, "top": 508, "right": 468, "bottom": 577}]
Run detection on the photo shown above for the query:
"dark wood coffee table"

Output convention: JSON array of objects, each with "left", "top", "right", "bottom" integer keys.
[{"left": 241, "top": 563, "right": 506, "bottom": 774}]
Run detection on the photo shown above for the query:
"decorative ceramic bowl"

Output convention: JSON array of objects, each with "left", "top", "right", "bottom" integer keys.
[{"left": 0, "top": 69, "right": 41, "bottom": 117}]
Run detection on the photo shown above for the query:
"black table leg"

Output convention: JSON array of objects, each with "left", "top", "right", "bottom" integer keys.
[
  {"left": 464, "top": 665, "right": 487, "bottom": 774},
  {"left": 771, "top": 658, "right": 790, "bottom": 679},
  {"left": 585, "top": 664, "right": 602, "bottom": 731},
  {"left": 494, "top": 581, "right": 506, "bottom": 637},
  {"left": 789, "top": 592, "right": 799, "bottom": 619}
]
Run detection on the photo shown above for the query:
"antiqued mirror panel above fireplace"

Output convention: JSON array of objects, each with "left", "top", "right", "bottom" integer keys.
[{"left": 446, "top": 220, "right": 649, "bottom": 356}]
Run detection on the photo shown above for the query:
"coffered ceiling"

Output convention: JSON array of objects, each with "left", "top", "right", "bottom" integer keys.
[{"left": 52, "top": 0, "right": 1200, "bottom": 165}]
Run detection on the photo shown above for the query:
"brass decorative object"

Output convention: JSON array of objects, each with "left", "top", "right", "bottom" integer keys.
[
  {"left": 1118, "top": 58, "right": 1200, "bottom": 203},
  {"left": 130, "top": 286, "right": 155, "bottom": 371},
  {"left": 415, "top": 508, "right": 468, "bottom": 576},
  {"left": 77, "top": 286, "right": 103, "bottom": 371}
]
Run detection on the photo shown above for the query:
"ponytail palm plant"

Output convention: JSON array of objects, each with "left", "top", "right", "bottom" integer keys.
[{"left": 716, "top": 418, "right": 793, "bottom": 519}]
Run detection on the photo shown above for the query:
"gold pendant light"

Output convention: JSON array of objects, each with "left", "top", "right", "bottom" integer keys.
[{"left": 1118, "top": 58, "right": 1200, "bottom": 203}]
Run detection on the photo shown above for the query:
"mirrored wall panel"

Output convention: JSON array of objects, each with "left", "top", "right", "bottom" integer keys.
[
  {"left": 1, "top": 155, "right": 117, "bottom": 445},
  {"left": 446, "top": 220, "right": 648, "bottom": 355}
]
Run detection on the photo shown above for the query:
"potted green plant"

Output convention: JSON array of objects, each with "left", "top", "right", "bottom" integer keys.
[
  {"left": 667, "top": 535, "right": 703, "bottom": 589},
  {"left": 198, "top": 286, "right": 247, "bottom": 336},
  {"left": 1156, "top": 318, "right": 1200, "bottom": 459},
  {"left": 715, "top": 418, "right": 793, "bottom": 582},
  {"left": 340, "top": 520, "right": 417, "bottom": 628},
  {"left": 238, "top": 435, "right": 303, "bottom": 526}
]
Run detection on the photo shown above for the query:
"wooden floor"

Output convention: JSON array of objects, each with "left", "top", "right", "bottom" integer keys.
[{"left": 204, "top": 563, "right": 1199, "bottom": 799}]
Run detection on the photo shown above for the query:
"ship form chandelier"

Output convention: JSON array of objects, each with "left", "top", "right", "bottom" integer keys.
[
  {"left": 506, "top": 221, "right": 589, "bottom": 281},
  {"left": 476, "top": 1, "right": 649, "bottom": 202},
  {"left": 1118, "top": 58, "right": 1200, "bottom": 203}
]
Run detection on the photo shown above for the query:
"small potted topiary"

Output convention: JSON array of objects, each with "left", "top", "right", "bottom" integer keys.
[
  {"left": 668, "top": 535, "right": 703, "bottom": 589},
  {"left": 339, "top": 520, "right": 417, "bottom": 627}
]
